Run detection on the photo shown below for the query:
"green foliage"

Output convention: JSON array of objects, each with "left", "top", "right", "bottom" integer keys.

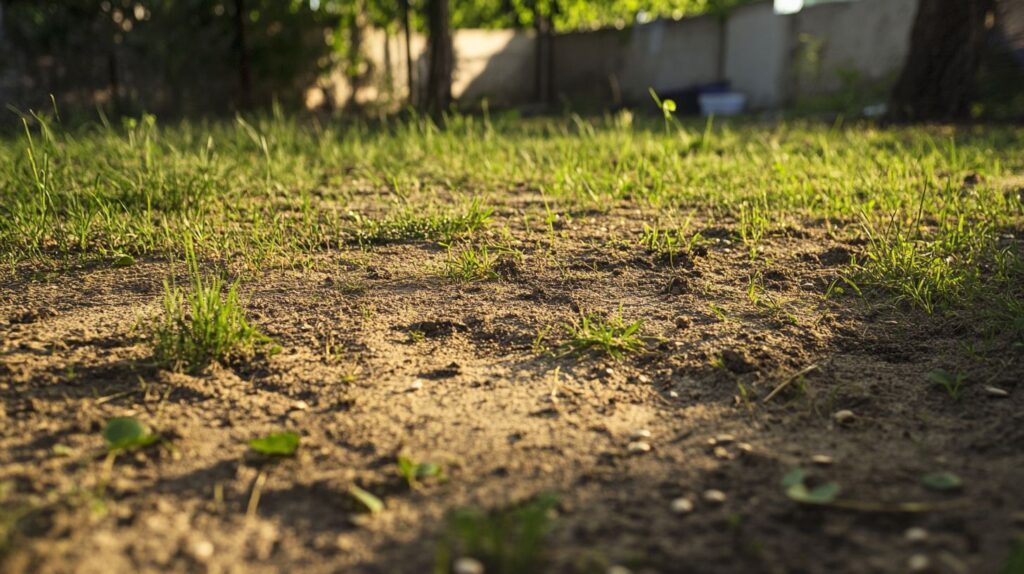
[
  {"left": 927, "top": 369, "right": 967, "bottom": 401},
  {"left": 1002, "top": 537, "right": 1024, "bottom": 574},
  {"left": 349, "top": 484, "right": 384, "bottom": 514},
  {"left": 3, "top": 0, "right": 339, "bottom": 114},
  {"left": 350, "top": 202, "right": 493, "bottom": 246},
  {"left": 248, "top": 432, "right": 301, "bottom": 456},
  {"left": 103, "top": 417, "right": 160, "bottom": 452},
  {"left": 397, "top": 454, "right": 444, "bottom": 489},
  {"left": 153, "top": 239, "right": 270, "bottom": 371},
  {"left": 782, "top": 469, "right": 840, "bottom": 505},
  {"left": 563, "top": 311, "right": 648, "bottom": 359},
  {"left": 436, "top": 493, "right": 558, "bottom": 574},
  {"left": 639, "top": 223, "right": 703, "bottom": 266},
  {"left": 921, "top": 471, "right": 963, "bottom": 492}
]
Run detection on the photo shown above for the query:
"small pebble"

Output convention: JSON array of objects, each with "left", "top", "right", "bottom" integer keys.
[
  {"left": 714, "top": 434, "right": 736, "bottom": 444},
  {"left": 627, "top": 441, "right": 651, "bottom": 454},
  {"left": 631, "top": 429, "right": 652, "bottom": 439},
  {"left": 908, "top": 554, "right": 930, "bottom": 572},
  {"left": 292, "top": 400, "right": 310, "bottom": 411},
  {"left": 736, "top": 442, "right": 753, "bottom": 454},
  {"left": 192, "top": 540, "right": 215, "bottom": 560},
  {"left": 453, "top": 557, "right": 485, "bottom": 574},
  {"left": 674, "top": 316, "right": 691, "bottom": 329},
  {"left": 409, "top": 380, "right": 424, "bottom": 391},
  {"left": 670, "top": 497, "right": 694, "bottom": 514},
  {"left": 703, "top": 489, "right": 727, "bottom": 504},
  {"left": 811, "top": 454, "right": 834, "bottom": 466},
  {"left": 984, "top": 386, "right": 1009, "bottom": 398},
  {"left": 905, "top": 527, "right": 929, "bottom": 543},
  {"left": 605, "top": 368, "right": 616, "bottom": 376},
  {"left": 833, "top": 410, "right": 856, "bottom": 424},
  {"left": 713, "top": 446, "right": 731, "bottom": 459},
  {"left": 669, "top": 390, "right": 680, "bottom": 398},
  {"left": 637, "top": 374, "right": 652, "bottom": 384}
]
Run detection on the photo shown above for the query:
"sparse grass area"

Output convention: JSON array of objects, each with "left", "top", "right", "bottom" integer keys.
[
  {"left": 2, "top": 113, "right": 1019, "bottom": 332},
  {"left": 2, "top": 110, "right": 1023, "bottom": 573}
]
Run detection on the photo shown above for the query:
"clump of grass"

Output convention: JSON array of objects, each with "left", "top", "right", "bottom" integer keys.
[
  {"left": 435, "top": 493, "right": 558, "bottom": 574},
  {"left": 153, "top": 241, "right": 269, "bottom": 371},
  {"left": 350, "top": 201, "right": 493, "bottom": 245},
  {"left": 638, "top": 223, "right": 703, "bottom": 266},
  {"left": 562, "top": 311, "right": 648, "bottom": 359},
  {"left": 443, "top": 244, "right": 499, "bottom": 282},
  {"left": 853, "top": 211, "right": 1019, "bottom": 315}
]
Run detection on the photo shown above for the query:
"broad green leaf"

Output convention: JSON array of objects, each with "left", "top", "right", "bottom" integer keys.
[
  {"left": 921, "top": 471, "right": 963, "bottom": 492},
  {"left": 781, "top": 468, "right": 806, "bottom": 489},
  {"left": 349, "top": 485, "right": 384, "bottom": 514},
  {"left": 248, "top": 431, "right": 300, "bottom": 456},
  {"left": 112, "top": 254, "right": 136, "bottom": 268},
  {"left": 786, "top": 482, "right": 840, "bottom": 504},
  {"left": 416, "top": 462, "right": 442, "bottom": 479},
  {"left": 103, "top": 417, "right": 158, "bottom": 451}
]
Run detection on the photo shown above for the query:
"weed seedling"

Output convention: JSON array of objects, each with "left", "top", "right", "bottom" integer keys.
[
  {"left": 397, "top": 454, "right": 444, "bottom": 489},
  {"left": 349, "top": 485, "right": 384, "bottom": 514},
  {"left": 927, "top": 369, "right": 967, "bottom": 401},
  {"left": 248, "top": 432, "right": 300, "bottom": 457},
  {"left": 103, "top": 417, "right": 160, "bottom": 452}
]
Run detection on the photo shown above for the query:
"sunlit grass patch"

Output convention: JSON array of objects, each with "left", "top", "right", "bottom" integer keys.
[
  {"left": 349, "top": 201, "right": 493, "bottom": 246},
  {"left": 152, "top": 241, "right": 271, "bottom": 371},
  {"left": 562, "top": 311, "right": 650, "bottom": 360}
]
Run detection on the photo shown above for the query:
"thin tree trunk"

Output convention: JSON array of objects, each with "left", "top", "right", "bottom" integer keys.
[
  {"left": 233, "top": 0, "right": 253, "bottom": 109},
  {"left": 533, "top": 3, "right": 553, "bottom": 104},
  {"left": 345, "top": 0, "right": 366, "bottom": 111},
  {"left": 424, "top": 0, "right": 452, "bottom": 118},
  {"left": 108, "top": 48, "right": 121, "bottom": 113},
  {"left": 889, "top": 0, "right": 993, "bottom": 121},
  {"left": 400, "top": 0, "right": 414, "bottom": 104}
]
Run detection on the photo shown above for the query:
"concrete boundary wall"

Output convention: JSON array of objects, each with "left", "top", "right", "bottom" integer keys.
[{"left": 356, "top": 0, "right": 918, "bottom": 111}]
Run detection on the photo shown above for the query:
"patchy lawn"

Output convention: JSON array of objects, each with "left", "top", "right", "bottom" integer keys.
[{"left": 1, "top": 113, "right": 1023, "bottom": 573}]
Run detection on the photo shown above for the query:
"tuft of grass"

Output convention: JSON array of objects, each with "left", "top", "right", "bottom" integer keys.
[
  {"left": 443, "top": 243, "right": 499, "bottom": 282},
  {"left": 562, "top": 311, "right": 648, "bottom": 360},
  {"left": 350, "top": 201, "right": 493, "bottom": 246},
  {"left": 152, "top": 240, "right": 270, "bottom": 371},
  {"left": 638, "top": 223, "right": 703, "bottom": 266},
  {"left": 435, "top": 493, "right": 558, "bottom": 574}
]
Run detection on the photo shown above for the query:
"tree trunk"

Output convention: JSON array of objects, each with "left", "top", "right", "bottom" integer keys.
[
  {"left": 400, "top": 0, "right": 414, "bottom": 104},
  {"left": 233, "top": 0, "right": 253, "bottom": 110},
  {"left": 889, "top": 0, "right": 993, "bottom": 121},
  {"left": 533, "top": 3, "right": 553, "bottom": 104},
  {"left": 344, "top": 0, "right": 367, "bottom": 112},
  {"left": 424, "top": 0, "right": 452, "bottom": 118}
]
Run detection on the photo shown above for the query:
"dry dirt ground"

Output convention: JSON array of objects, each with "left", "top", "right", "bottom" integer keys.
[{"left": 1, "top": 197, "right": 1023, "bottom": 573}]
